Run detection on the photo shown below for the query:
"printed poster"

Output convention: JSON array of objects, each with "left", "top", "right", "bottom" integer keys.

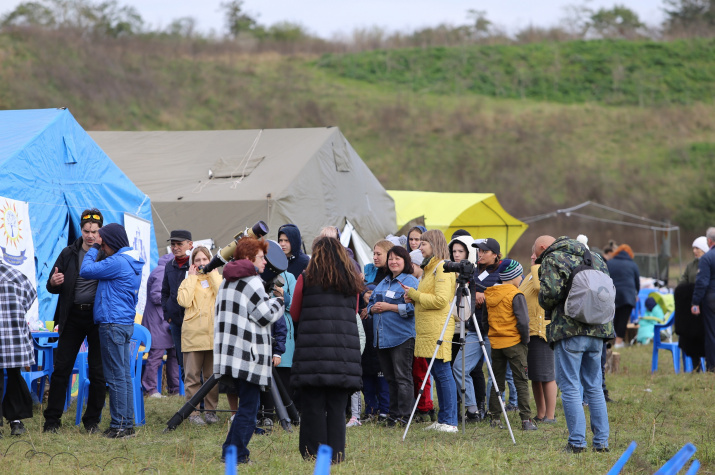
[
  {"left": 0, "top": 196, "right": 41, "bottom": 328},
  {"left": 124, "top": 213, "right": 151, "bottom": 315}
]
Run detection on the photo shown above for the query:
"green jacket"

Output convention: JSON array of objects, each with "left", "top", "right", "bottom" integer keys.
[{"left": 537, "top": 236, "right": 615, "bottom": 344}]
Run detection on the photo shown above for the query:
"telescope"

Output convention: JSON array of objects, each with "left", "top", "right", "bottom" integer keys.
[{"left": 203, "top": 221, "right": 269, "bottom": 274}]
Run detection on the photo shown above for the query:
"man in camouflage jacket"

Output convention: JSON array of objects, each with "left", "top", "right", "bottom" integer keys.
[{"left": 535, "top": 235, "right": 610, "bottom": 453}]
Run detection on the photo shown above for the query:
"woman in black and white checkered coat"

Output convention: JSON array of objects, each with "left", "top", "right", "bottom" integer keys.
[{"left": 213, "top": 237, "right": 284, "bottom": 466}]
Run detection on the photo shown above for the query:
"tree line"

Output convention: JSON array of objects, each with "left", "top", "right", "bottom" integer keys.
[{"left": 1, "top": 0, "right": 713, "bottom": 47}]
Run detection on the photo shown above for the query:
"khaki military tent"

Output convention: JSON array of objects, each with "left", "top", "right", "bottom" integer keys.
[
  {"left": 90, "top": 128, "right": 395, "bottom": 265},
  {"left": 388, "top": 190, "right": 528, "bottom": 254}
]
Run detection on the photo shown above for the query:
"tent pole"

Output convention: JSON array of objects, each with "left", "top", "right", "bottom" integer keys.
[{"left": 677, "top": 229, "right": 683, "bottom": 280}]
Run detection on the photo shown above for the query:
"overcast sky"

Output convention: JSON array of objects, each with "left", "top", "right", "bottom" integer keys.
[{"left": 0, "top": 0, "right": 666, "bottom": 38}]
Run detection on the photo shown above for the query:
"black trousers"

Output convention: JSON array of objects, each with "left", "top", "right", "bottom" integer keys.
[
  {"left": 613, "top": 305, "right": 633, "bottom": 339},
  {"left": 702, "top": 292, "right": 715, "bottom": 371},
  {"left": 1, "top": 367, "right": 33, "bottom": 423},
  {"left": 43, "top": 306, "right": 106, "bottom": 427},
  {"left": 377, "top": 338, "right": 415, "bottom": 419},
  {"left": 299, "top": 386, "right": 350, "bottom": 463}
]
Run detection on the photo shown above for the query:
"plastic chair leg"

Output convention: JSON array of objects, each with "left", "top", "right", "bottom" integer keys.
[
  {"left": 672, "top": 347, "right": 681, "bottom": 374},
  {"left": 651, "top": 346, "right": 659, "bottom": 373},
  {"left": 654, "top": 443, "right": 697, "bottom": 474},
  {"left": 684, "top": 355, "right": 694, "bottom": 373}
]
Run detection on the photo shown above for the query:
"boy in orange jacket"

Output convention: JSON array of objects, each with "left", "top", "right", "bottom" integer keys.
[{"left": 485, "top": 259, "right": 537, "bottom": 431}]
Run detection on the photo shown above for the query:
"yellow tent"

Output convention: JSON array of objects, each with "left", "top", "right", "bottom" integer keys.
[{"left": 388, "top": 191, "right": 528, "bottom": 254}]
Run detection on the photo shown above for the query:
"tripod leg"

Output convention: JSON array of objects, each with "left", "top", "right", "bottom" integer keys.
[
  {"left": 470, "top": 313, "right": 516, "bottom": 444},
  {"left": 165, "top": 374, "right": 219, "bottom": 432},
  {"left": 269, "top": 379, "right": 293, "bottom": 432},
  {"left": 403, "top": 295, "right": 459, "bottom": 441}
]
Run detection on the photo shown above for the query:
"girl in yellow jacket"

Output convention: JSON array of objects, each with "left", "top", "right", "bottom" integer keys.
[
  {"left": 402, "top": 230, "right": 457, "bottom": 432},
  {"left": 177, "top": 246, "right": 222, "bottom": 425}
]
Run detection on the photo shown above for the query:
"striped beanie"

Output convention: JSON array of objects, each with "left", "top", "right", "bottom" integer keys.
[{"left": 498, "top": 259, "right": 523, "bottom": 282}]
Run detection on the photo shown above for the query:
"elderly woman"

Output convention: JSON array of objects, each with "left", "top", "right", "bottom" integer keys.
[
  {"left": 402, "top": 230, "right": 457, "bottom": 432},
  {"left": 214, "top": 237, "right": 284, "bottom": 466},
  {"left": 519, "top": 246, "right": 556, "bottom": 423},
  {"left": 680, "top": 237, "right": 709, "bottom": 285}
]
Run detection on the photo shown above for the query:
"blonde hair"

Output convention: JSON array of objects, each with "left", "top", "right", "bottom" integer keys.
[
  {"left": 420, "top": 230, "right": 449, "bottom": 260},
  {"left": 191, "top": 246, "right": 211, "bottom": 262},
  {"left": 373, "top": 239, "right": 394, "bottom": 254}
]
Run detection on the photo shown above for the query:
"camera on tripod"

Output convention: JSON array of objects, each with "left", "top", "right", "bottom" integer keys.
[{"left": 443, "top": 259, "right": 476, "bottom": 283}]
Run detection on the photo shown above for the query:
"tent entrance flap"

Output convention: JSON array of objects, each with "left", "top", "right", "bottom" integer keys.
[{"left": 342, "top": 220, "right": 372, "bottom": 270}]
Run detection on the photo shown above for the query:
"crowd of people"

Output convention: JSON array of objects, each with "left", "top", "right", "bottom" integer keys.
[{"left": 3, "top": 210, "right": 715, "bottom": 465}]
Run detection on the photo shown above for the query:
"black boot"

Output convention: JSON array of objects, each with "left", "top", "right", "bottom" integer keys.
[{"left": 477, "top": 402, "right": 486, "bottom": 420}]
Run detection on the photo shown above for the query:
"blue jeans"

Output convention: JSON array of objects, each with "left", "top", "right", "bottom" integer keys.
[
  {"left": 485, "top": 338, "right": 517, "bottom": 406},
  {"left": 554, "top": 336, "right": 609, "bottom": 449},
  {"left": 98, "top": 324, "right": 134, "bottom": 429},
  {"left": 362, "top": 374, "right": 389, "bottom": 415},
  {"left": 431, "top": 360, "right": 457, "bottom": 426},
  {"left": 452, "top": 331, "right": 485, "bottom": 408},
  {"left": 223, "top": 378, "right": 260, "bottom": 463}
]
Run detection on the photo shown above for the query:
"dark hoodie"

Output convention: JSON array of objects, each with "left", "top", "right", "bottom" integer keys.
[{"left": 278, "top": 224, "right": 310, "bottom": 280}]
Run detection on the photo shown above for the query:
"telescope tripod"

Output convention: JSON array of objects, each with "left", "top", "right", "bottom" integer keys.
[{"left": 402, "top": 279, "right": 516, "bottom": 444}]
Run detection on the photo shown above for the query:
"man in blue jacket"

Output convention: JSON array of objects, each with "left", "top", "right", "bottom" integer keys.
[
  {"left": 692, "top": 227, "right": 715, "bottom": 371},
  {"left": 80, "top": 223, "right": 145, "bottom": 439}
]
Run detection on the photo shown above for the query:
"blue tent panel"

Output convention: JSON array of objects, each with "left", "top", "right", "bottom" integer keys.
[{"left": 0, "top": 108, "right": 158, "bottom": 322}]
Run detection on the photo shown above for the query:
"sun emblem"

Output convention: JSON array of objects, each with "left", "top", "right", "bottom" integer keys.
[{"left": 0, "top": 200, "right": 24, "bottom": 249}]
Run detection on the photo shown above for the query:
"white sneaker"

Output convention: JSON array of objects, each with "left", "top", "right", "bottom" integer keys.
[
  {"left": 229, "top": 414, "right": 235, "bottom": 423},
  {"left": 148, "top": 392, "right": 163, "bottom": 399},
  {"left": 346, "top": 417, "right": 362, "bottom": 428},
  {"left": 435, "top": 423, "right": 458, "bottom": 433},
  {"left": 424, "top": 421, "right": 440, "bottom": 431}
]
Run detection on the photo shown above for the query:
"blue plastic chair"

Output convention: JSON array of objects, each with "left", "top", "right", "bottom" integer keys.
[
  {"left": 73, "top": 351, "right": 91, "bottom": 425},
  {"left": 21, "top": 336, "right": 57, "bottom": 400},
  {"left": 683, "top": 356, "right": 707, "bottom": 373},
  {"left": 654, "top": 443, "right": 698, "bottom": 474},
  {"left": 651, "top": 312, "right": 680, "bottom": 373},
  {"left": 131, "top": 323, "right": 151, "bottom": 426}
]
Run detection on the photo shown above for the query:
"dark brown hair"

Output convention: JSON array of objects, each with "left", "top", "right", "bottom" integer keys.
[
  {"left": 234, "top": 237, "right": 268, "bottom": 261},
  {"left": 80, "top": 208, "right": 103, "bottom": 228},
  {"left": 386, "top": 246, "right": 413, "bottom": 275},
  {"left": 304, "top": 237, "right": 363, "bottom": 295}
]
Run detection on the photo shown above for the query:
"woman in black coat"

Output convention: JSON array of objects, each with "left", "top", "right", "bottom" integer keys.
[
  {"left": 289, "top": 237, "right": 363, "bottom": 464},
  {"left": 606, "top": 243, "right": 640, "bottom": 347}
]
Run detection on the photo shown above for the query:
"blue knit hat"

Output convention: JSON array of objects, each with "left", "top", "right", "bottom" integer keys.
[
  {"left": 498, "top": 259, "right": 523, "bottom": 282},
  {"left": 99, "top": 223, "right": 129, "bottom": 252},
  {"left": 645, "top": 297, "right": 657, "bottom": 312}
]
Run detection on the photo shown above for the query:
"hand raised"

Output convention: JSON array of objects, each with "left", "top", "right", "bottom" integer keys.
[{"left": 50, "top": 267, "right": 64, "bottom": 286}]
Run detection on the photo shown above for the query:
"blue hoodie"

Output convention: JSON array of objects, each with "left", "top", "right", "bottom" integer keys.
[
  {"left": 80, "top": 245, "right": 145, "bottom": 325},
  {"left": 278, "top": 224, "right": 310, "bottom": 280}
]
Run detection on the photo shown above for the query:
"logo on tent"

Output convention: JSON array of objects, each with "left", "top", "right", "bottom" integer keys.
[{"left": 0, "top": 200, "right": 28, "bottom": 265}]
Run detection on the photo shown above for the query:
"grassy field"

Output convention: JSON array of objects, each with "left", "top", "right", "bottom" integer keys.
[{"left": 1, "top": 342, "right": 713, "bottom": 474}]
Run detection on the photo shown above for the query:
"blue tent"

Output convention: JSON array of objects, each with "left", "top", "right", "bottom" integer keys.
[{"left": 0, "top": 108, "right": 158, "bottom": 322}]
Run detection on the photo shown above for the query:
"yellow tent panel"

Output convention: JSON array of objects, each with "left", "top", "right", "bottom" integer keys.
[{"left": 387, "top": 190, "right": 528, "bottom": 254}]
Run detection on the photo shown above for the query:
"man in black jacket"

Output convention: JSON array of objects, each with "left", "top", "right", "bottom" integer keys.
[
  {"left": 161, "top": 229, "right": 193, "bottom": 376},
  {"left": 43, "top": 209, "right": 106, "bottom": 433}
]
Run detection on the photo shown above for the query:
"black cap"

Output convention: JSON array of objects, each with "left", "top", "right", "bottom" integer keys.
[
  {"left": 168, "top": 229, "right": 192, "bottom": 242},
  {"left": 472, "top": 237, "right": 500, "bottom": 254}
]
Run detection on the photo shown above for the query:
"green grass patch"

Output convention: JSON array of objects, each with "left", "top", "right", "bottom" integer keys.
[
  {"left": 316, "top": 39, "right": 715, "bottom": 105},
  {"left": 1, "top": 343, "right": 713, "bottom": 473}
]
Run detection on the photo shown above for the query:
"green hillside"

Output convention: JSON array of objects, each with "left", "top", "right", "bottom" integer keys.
[
  {"left": 1, "top": 29, "right": 714, "bottom": 257},
  {"left": 317, "top": 39, "right": 715, "bottom": 106}
]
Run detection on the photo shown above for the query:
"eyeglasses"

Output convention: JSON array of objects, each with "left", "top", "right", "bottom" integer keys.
[{"left": 82, "top": 214, "right": 102, "bottom": 220}]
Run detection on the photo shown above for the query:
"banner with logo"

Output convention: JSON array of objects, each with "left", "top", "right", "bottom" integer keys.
[
  {"left": 0, "top": 196, "right": 41, "bottom": 327},
  {"left": 124, "top": 213, "right": 151, "bottom": 316}
]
